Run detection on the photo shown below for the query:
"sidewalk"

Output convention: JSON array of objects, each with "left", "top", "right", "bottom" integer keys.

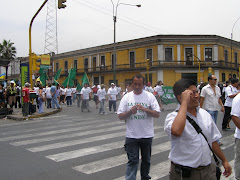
[{"left": 6, "top": 104, "right": 62, "bottom": 121}]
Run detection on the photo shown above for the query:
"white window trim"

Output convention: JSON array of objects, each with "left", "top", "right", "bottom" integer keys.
[
  {"left": 204, "top": 47, "right": 213, "bottom": 62},
  {"left": 164, "top": 47, "right": 174, "bottom": 62}
]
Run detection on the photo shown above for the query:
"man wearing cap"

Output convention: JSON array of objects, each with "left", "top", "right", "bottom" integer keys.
[
  {"left": 145, "top": 82, "right": 154, "bottom": 94},
  {"left": 22, "top": 83, "right": 30, "bottom": 116},
  {"left": 81, "top": 83, "right": 91, "bottom": 112},
  {"left": 107, "top": 83, "right": 118, "bottom": 113},
  {"left": 97, "top": 84, "right": 107, "bottom": 114},
  {"left": 6, "top": 81, "right": 16, "bottom": 113}
]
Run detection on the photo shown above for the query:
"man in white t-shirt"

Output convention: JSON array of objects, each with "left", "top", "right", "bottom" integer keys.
[
  {"left": 222, "top": 78, "right": 240, "bottom": 130},
  {"left": 45, "top": 83, "right": 52, "bottom": 108},
  {"left": 145, "top": 82, "right": 154, "bottom": 94},
  {"left": 65, "top": 86, "right": 73, "bottom": 106},
  {"left": 154, "top": 80, "right": 164, "bottom": 111},
  {"left": 118, "top": 74, "right": 160, "bottom": 180},
  {"left": 72, "top": 86, "right": 76, "bottom": 102},
  {"left": 81, "top": 83, "right": 91, "bottom": 112},
  {"left": 231, "top": 93, "right": 240, "bottom": 180},
  {"left": 97, "top": 84, "right": 107, "bottom": 115},
  {"left": 107, "top": 83, "right": 118, "bottom": 113}
]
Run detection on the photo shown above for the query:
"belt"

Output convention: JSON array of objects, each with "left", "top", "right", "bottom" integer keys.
[{"left": 171, "top": 161, "right": 210, "bottom": 171}]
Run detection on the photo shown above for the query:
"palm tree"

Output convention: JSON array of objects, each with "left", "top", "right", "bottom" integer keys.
[{"left": 0, "top": 39, "right": 17, "bottom": 80}]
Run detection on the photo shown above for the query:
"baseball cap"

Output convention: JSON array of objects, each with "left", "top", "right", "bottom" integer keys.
[
  {"left": 111, "top": 83, "right": 115, "bottom": 85},
  {"left": 10, "top": 80, "right": 15, "bottom": 84},
  {"left": 25, "top": 82, "right": 30, "bottom": 87}
]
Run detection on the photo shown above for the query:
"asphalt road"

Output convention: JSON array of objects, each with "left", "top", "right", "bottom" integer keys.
[{"left": 0, "top": 101, "right": 236, "bottom": 180}]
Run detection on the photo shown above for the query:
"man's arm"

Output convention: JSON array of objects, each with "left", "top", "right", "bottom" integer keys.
[
  {"left": 200, "top": 97, "right": 204, "bottom": 108},
  {"left": 218, "top": 98, "right": 225, "bottom": 112},
  {"left": 171, "top": 90, "right": 191, "bottom": 136},
  {"left": 212, "top": 141, "right": 232, "bottom": 177}
]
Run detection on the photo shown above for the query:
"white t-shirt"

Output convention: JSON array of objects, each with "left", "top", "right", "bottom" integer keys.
[
  {"left": 66, "top": 88, "right": 73, "bottom": 97},
  {"left": 60, "top": 88, "right": 66, "bottom": 95},
  {"left": 107, "top": 87, "right": 118, "bottom": 101},
  {"left": 164, "top": 107, "right": 222, "bottom": 168},
  {"left": 154, "top": 85, "right": 164, "bottom": 96},
  {"left": 45, "top": 87, "right": 52, "bottom": 99},
  {"left": 34, "top": 87, "right": 39, "bottom": 96},
  {"left": 145, "top": 86, "right": 154, "bottom": 93},
  {"left": 231, "top": 93, "right": 240, "bottom": 139},
  {"left": 200, "top": 84, "right": 221, "bottom": 111},
  {"left": 224, "top": 85, "right": 238, "bottom": 107},
  {"left": 72, "top": 87, "right": 76, "bottom": 94},
  {"left": 81, "top": 87, "right": 91, "bottom": 100},
  {"left": 117, "top": 90, "right": 160, "bottom": 139},
  {"left": 97, "top": 89, "right": 106, "bottom": 101}
]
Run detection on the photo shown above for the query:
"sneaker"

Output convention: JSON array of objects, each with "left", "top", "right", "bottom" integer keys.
[
  {"left": 99, "top": 112, "right": 103, "bottom": 115},
  {"left": 88, "top": 110, "right": 91, "bottom": 112},
  {"left": 103, "top": 112, "right": 107, "bottom": 115},
  {"left": 115, "top": 111, "right": 117, "bottom": 114}
]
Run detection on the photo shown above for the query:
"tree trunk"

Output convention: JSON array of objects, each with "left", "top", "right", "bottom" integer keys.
[{"left": 5, "top": 66, "right": 8, "bottom": 80}]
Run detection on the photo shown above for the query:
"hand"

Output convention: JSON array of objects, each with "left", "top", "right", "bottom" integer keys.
[
  {"left": 221, "top": 106, "right": 225, "bottom": 112},
  {"left": 130, "top": 106, "right": 137, "bottom": 114},
  {"left": 136, "top": 104, "right": 146, "bottom": 112},
  {"left": 222, "top": 160, "right": 232, "bottom": 177},
  {"left": 181, "top": 90, "right": 192, "bottom": 104}
]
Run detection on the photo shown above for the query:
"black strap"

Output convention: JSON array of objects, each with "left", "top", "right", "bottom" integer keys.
[{"left": 186, "top": 115, "right": 220, "bottom": 166}]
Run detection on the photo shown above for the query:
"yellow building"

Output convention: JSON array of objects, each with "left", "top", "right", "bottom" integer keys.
[{"left": 54, "top": 35, "right": 240, "bottom": 89}]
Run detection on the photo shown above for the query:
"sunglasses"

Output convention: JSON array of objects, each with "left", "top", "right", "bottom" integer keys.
[{"left": 212, "top": 79, "right": 217, "bottom": 81}]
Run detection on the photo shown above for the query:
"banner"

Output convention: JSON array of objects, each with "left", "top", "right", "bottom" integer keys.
[
  {"left": 21, "top": 64, "right": 29, "bottom": 87},
  {"left": 0, "top": 73, "right": 6, "bottom": 79},
  {"left": 161, "top": 86, "right": 177, "bottom": 104},
  {"left": 81, "top": 72, "right": 89, "bottom": 85}
]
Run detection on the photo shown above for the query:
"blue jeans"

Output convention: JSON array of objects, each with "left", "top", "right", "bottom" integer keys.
[
  {"left": 206, "top": 110, "right": 218, "bottom": 124},
  {"left": 109, "top": 100, "right": 116, "bottom": 111},
  {"left": 125, "top": 137, "right": 152, "bottom": 180},
  {"left": 66, "top": 96, "right": 72, "bottom": 106},
  {"left": 52, "top": 96, "right": 60, "bottom": 109},
  {"left": 38, "top": 97, "right": 43, "bottom": 113},
  {"left": 99, "top": 99, "right": 105, "bottom": 114}
]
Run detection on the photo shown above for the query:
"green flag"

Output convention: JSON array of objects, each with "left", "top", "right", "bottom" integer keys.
[
  {"left": 54, "top": 68, "right": 62, "bottom": 80},
  {"left": 69, "top": 67, "right": 76, "bottom": 80},
  {"left": 62, "top": 77, "right": 74, "bottom": 88},
  {"left": 81, "top": 72, "right": 89, "bottom": 85},
  {"left": 76, "top": 82, "right": 82, "bottom": 91}
]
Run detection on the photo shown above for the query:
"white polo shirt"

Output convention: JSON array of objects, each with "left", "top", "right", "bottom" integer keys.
[
  {"left": 231, "top": 93, "right": 240, "bottom": 139},
  {"left": 224, "top": 85, "right": 238, "bottom": 107},
  {"left": 97, "top": 89, "right": 106, "bottom": 101},
  {"left": 81, "top": 87, "right": 91, "bottom": 100},
  {"left": 164, "top": 107, "right": 221, "bottom": 168},
  {"left": 107, "top": 87, "right": 118, "bottom": 101},
  {"left": 200, "top": 84, "right": 221, "bottom": 111},
  {"left": 154, "top": 85, "right": 164, "bottom": 96}
]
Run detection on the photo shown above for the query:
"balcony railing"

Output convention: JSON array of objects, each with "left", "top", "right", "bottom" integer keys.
[{"left": 54, "top": 60, "right": 239, "bottom": 77}]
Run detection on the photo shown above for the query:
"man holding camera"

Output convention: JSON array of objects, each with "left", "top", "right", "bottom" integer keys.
[{"left": 164, "top": 78, "right": 231, "bottom": 179}]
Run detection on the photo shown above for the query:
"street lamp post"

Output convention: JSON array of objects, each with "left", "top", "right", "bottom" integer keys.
[
  {"left": 110, "top": 0, "right": 141, "bottom": 84},
  {"left": 187, "top": 53, "right": 201, "bottom": 84},
  {"left": 231, "top": 17, "right": 240, "bottom": 78}
]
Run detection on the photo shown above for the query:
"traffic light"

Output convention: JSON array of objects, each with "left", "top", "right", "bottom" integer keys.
[
  {"left": 32, "top": 53, "right": 41, "bottom": 71},
  {"left": 146, "top": 59, "right": 150, "bottom": 70},
  {"left": 58, "top": 0, "right": 66, "bottom": 9}
]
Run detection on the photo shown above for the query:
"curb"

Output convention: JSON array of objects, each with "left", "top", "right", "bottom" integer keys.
[{"left": 7, "top": 108, "right": 62, "bottom": 121}]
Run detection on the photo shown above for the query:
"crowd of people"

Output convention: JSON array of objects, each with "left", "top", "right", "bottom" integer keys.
[{"left": 1, "top": 74, "right": 240, "bottom": 179}]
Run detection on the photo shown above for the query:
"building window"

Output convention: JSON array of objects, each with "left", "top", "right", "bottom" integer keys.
[
  {"left": 92, "top": 56, "right": 97, "bottom": 72},
  {"left": 233, "top": 74, "right": 236, "bottom": 78},
  {"left": 84, "top": 58, "right": 88, "bottom": 72},
  {"left": 74, "top": 60, "right": 77, "bottom": 69},
  {"left": 101, "top": 76, "right": 104, "bottom": 84},
  {"left": 100, "top": 55, "right": 105, "bottom": 70},
  {"left": 111, "top": 53, "right": 117, "bottom": 69},
  {"left": 56, "top": 62, "right": 59, "bottom": 72},
  {"left": 129, "top": 51, "right": 135, "bottom": 68},
  {"left": 224, "top": 49, "right": 228, "bottom": 66},
  {"left": 146, "top": 48, "right": 153, "bottom": 66},
  {"left": 234, "top": 52, "right": 238, "bottom": 66},
  {"left": 205, "top": 48, "right": 213, "bottom": 62},
  {"left": 222, "top": 73, "right": 225, "bottom": 82},
  {"left": 64, "top": 61, "right": 68, "bottom": 73},
  {"left": 165, "top": 47, "right": 173, "bottom": 62},
  {"left": 185, "top": 48, "right": 193, "bottom": 65}
]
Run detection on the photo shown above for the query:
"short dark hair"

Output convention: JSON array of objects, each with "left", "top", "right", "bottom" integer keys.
[
  {"left": 173, "top": 79, "right": 197, "bottom": 103},
  {"left": 208, "top": 75, "right": 213, "bottom": 81},
  {"left": 131, "top": 74, "right": 145, "bottom": 84},
  {"left": 231, "top": 78, "right": 238, "bottom": 84}
]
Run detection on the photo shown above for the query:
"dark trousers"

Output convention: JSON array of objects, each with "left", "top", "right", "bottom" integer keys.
[
  {"left": 66, "top": 96, "right": 72, "bottom": 106},
  {"left": 222, "top": 106, "right": 232, "bottom": 129},
  {"left": 47, "top": 98, "right": 52, "bottom": 108},
  {"left": 109, "top": 100, "right": 116, "bottom": 111},
  {"left": 15, "top": 96, "right": 21, "bottom": 108},
  {"left": 125, "top": 137, "right": 152, "bottom": 180}
]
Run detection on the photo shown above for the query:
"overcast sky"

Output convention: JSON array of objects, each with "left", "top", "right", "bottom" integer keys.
[{"left": 1, "top": 0, "right": 240, "bottom": 57}]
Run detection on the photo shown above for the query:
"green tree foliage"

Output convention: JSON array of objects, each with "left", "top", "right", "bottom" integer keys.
[{"left": 0, "top": 40, "right": 17, "bottom": 80}]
